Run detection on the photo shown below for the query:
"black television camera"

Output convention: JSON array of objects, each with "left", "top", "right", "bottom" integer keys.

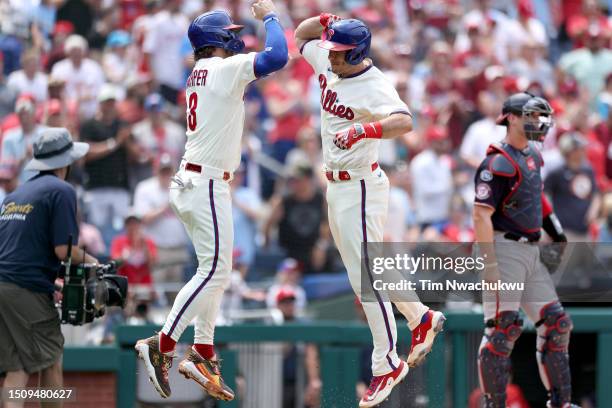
[
  {"left": 58, "top": 237, "right": 129, "bottom": 325},
  {"left": 59, "top": 261, "right": 128, "bottom": 325}
]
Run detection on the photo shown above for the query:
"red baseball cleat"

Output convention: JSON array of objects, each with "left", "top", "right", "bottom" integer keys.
[
  {"left": 359, "top": 361, "right": 409, "bottom": 407},
  {"left": 407, "top": 310, "right": 446, "bottom": 367}
]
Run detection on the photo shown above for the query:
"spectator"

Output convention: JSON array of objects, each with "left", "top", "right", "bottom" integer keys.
[
  {"left": 0, "top": 160, "right": 18, "bottom": 202},
  {"left": 410, "top": 125, "right": 453, "bottom": 229},
  {"left": 266, "top": 258, "right": 307, "bottom": 313},
  {"left": 116, "top": 73, "right": 152, "bottom": 124},
  {"left": 545, "top": 132, "right": 602, "bottom": 241},
  {"left": 231, "top": 164, "right": 263, "bottom": 276},
  {"left": 264, "top": 162, "right": 326, "bottom": 273},
  {"left": 507, "top": 39, "right": 555, "bottom": 94},
  {"left": 142, "top": 0, "right": 189, "bottom": 105},
  {"left": 110, "top": 212, "right": 157, "bottom": 295},
  {"left": 383, "top": 162, "right": 418, "bottom": 242},
  {"left": 42, "top": 98, "right": 65, "bottom": 127},
  {"left": 559, "top": 24, "right": 612, "bottom": 107},
  {"left": 77, "top": 208, "right": 106, "bottom": 259},
  {"left": 50, "top": 34, "right": 105, "bottom": 119},
  {"left": 103, "top": 30, "right": 138, "bottom": 86},
  {"left": 80, "top": 84, "right": 135, "bottom": 241},
  {"left": 285, "top": 126, "right": 325, "bottom": 188},
  {"left": 0, "top": 95, "right": 43, "bottom": 183},
  {"left": 0, "top": 53, "right": 17, "bottom": 119},
  {"left": 460, "top": 91, "right": 506, "bottom": 169},
  {"left": 131, "top": 92, "right": 185, "bottom": 182},
  {"left": 133, "top": 154, "right": 189, "bottom": 283},
  {"left": 6, "top": 49, "right": 48, "bottom": 102},
  {"left": 274, "top": 287, "right": 321, "bottom": 408}
]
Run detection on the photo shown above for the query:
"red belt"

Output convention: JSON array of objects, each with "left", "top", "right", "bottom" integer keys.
[
  {"left": 185, "top": 162, "right": 231, "bottom": 181},
  {"left": 325, "top": 162, "right": 379, "bottom": 182}
]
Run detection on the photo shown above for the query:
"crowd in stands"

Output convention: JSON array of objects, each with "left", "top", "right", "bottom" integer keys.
[{"left": 0, "top": 0, "right": 612, "bottom": 337}]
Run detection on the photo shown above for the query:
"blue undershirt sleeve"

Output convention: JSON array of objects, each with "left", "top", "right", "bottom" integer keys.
[{"left": 253, "top": 13, "right": 288, "bottom": 78}]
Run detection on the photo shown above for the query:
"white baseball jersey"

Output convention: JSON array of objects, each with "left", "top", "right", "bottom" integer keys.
[
  {"left": 301, "top": 40, "right": 411, "bottom": 170},
  {"left": 183, "top": 52, "right": 257, "bottom": 171}
]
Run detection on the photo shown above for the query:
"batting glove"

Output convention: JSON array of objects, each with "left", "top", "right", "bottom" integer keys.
[
  {"left": 334, "top": 122, "right": 383, "bottom": 150},
  {"left": 319, "top": 12, "right": 341, "bottom": 28}
]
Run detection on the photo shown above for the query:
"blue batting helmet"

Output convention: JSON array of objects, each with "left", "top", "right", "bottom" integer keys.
[
  {"left": 188, "top": 10, "right": 245, "bottom": 54},
  {"left": 318, "top": 19, "right": 371, "bottom": 65}
]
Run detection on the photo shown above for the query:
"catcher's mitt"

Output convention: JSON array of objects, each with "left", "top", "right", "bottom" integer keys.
[{"left": 539, "top": 242, "right": 566, "bottom": 273}]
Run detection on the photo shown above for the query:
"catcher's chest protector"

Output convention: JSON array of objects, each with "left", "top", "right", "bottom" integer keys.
[{"left": 487, "top": 142, "right": 543, "bottom": 232}]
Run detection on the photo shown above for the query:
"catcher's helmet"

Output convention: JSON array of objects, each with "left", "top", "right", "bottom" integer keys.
[
  {"left": 188, "top": 10, "right": 245, "bottom": 54},
  {"left": 318, "top": 19, "right": 371, "bottom": 65},
  {"left": 496, "top": 92, "right": 554, "bottom": 141}
]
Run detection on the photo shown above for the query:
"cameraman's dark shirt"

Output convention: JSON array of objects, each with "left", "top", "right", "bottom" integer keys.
[
  {"left": 0, "top": 174, "right": 79, "bottom": 293},
  {"left": 80, "top": 118, "right": 129, "bottom": 190}
]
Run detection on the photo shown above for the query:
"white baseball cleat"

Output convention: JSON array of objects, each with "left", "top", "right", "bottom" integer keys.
[
  {"left": 359, "top": 360, "right": 409, "bottom": 407},
  {"left": 407, "top": 310, "right": 446, "bottom": 368}
]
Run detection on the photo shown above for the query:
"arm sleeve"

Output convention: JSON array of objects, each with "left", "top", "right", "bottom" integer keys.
[
  {"left": 300, "top": 39, "right": 329, "bottom": 75},
  {"left": 51, "top": 185, "right": 79, "bottom": 247},
  {"left": 253, "top": 14, "right": 288, "bottom": 78},
  {"left": 473, "top": 158, "right": 509, "bottom": 210}
]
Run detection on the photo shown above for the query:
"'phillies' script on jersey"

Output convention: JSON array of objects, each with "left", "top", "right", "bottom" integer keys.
[
  {"left": 186, "top": 69, "right": 208, "bottom": 87},
  {"left": 319, "top": 74, "right": 355, "bottom": 120}
]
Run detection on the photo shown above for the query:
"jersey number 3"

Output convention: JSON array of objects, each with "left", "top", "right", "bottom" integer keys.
[{"left": 187, "top": 93, "right": 198, "bottom": 131}]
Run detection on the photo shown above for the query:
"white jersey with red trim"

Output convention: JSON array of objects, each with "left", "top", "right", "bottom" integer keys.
[
  {"left": 301, "top": 40, "right": 411, "bottom": 170},
  {"left": 183, "top": 52, "right": 256, "bottom": 172}
]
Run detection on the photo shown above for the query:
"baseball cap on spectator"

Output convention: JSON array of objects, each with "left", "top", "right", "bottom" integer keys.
[
  {"left": 426, "top": 125, "right": 448, "bottom": 142},
  {"left": 125, "top": 209, "right": 142, "bottom": 224},
  {"left": 144, "top": 93, "right": 164, "bottom": 112},
  {"left": 558, "top": 132, "right": 588, "bottom": 154},
  {"left": 430, "top": 41, "right": 451, "bottom": 56},
  {"left": 278, "top": 258, "right": 301, "bottom": 274},
  {"left": 276, "top": 287, "right": 297, "bottom": 304},
  {"left": 98, "top": 84, "right": 119, "bottom": 102},
  {"left": 106, "top": 30, "right": 132, "bottom": 48},
  {"left": 53, "top": 20, "right": 75, "bottom": 36},
  {"left": 286, "top": 159, "right": 313, "bottom": 179},
  {"left": 15, "top": 94, "right": 36, "bottom": 113},
  {"left": 517, "top": 0, "right": 534, "bottom": 18},
  {"left": 156, "top": 153, "right": 174, "bottom": 172},
  {"left": 64, "top": 34, "right": 88, "bottom": 53}
]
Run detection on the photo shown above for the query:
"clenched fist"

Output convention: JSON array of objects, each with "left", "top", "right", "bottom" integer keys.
[
  {"left": 252, "top": 0, "right": 276, "bottom": 20},
  {"left": 334, "top": 122, "right": 382, "bottom": 150}
]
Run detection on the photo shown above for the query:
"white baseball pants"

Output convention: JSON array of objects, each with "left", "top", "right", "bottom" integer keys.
[
  {"left": 162, "top": 168, "right": 233, "bottom": 345},
  {"left": 326, "top": 169, "right": 428, "bottom": 376}
]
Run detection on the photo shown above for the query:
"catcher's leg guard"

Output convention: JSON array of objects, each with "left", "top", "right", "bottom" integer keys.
[
  {"left": 536, "top": 302, "right": 573, "bottom": 408},
  {"left": 478, "top": 311, "right": 523, "bottom": 408}
]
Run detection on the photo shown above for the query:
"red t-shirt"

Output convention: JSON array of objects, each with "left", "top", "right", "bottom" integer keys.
[{"left": 110, "top": 235, "right": 157, "bottom": 285}]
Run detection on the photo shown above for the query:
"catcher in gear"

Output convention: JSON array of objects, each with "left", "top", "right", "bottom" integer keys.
[{"left": 472, "top": 93, "right": 576, "bottom": 408}]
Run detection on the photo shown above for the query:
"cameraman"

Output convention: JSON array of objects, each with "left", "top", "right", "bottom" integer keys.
[{"left": 0, "top": 128, "right": 98, "bottom": 407}]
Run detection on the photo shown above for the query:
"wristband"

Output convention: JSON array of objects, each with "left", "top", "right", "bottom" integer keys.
[
  {"left": 263, "top": 13, "right": 279, "bottom": 24},
  {"left": 363, "top": 121, "right": 383, "bottom": 139}
]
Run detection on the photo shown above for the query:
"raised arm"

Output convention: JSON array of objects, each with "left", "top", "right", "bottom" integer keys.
[
  {"left": 294, "top": 13, "right": 340, "bottom": 49},
  {"left": 251, "top": 0, "right": 288, "bottom": 77}
]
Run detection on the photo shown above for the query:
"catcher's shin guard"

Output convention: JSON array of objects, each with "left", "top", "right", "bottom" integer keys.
[
  {"left": 536, "top": 302, "right": 573, "bottom": 407},
  {"left": 478, "top": 311, "right": 523, "bottom": 408}
]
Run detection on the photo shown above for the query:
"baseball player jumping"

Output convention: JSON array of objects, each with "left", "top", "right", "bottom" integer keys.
[
  {"left": 472, "top": 93, "right": 577, "bottom": 408},
  {"left": 295, "top": 15, "right": 445, "bottom": 407},
  {"left": 135, "top": 1, "right": 287, "bottom": 400}
]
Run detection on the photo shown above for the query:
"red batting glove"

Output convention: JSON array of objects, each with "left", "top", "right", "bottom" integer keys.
[
  {"left": 334, "top": 122, "right": 382, "bottom": 150},
  {"left": 319, "top": 12, "right": 341, "bottom": 29}
]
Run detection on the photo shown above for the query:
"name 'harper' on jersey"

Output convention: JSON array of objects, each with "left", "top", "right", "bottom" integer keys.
[{"left": 186, "top": 69, "right": 208, "bottom": 87}]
